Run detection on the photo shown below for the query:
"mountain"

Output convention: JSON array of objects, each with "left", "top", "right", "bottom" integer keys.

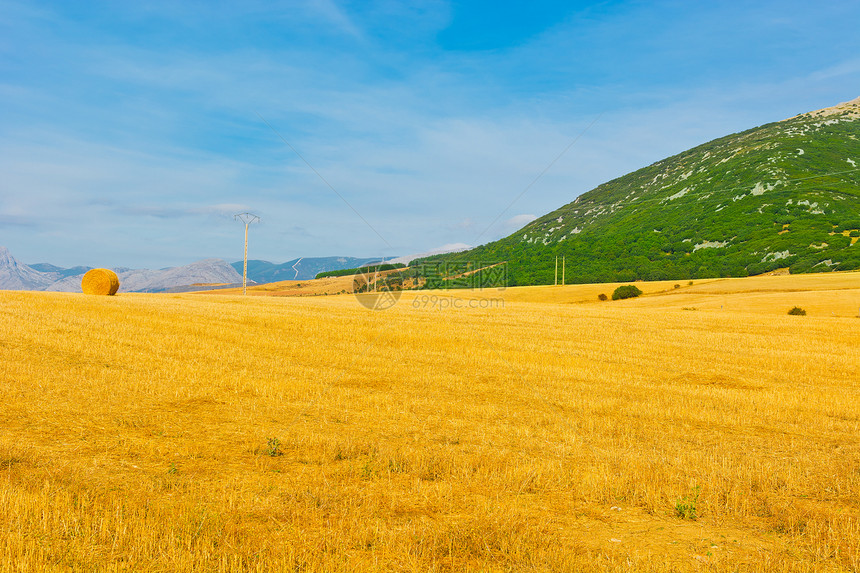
[
  {"left": 232, "top": 257, "right": 385, "bottom": 283},
  {"left": 3, "top": 247, "right": 399, "bottom": 292},
  {"left": 415, "top": 97, "right": 860, "bottom": 286},
  {"left": 28, "top": 263, "right": 93, "bottom": 279},
  {"left": 45, "top": 259, "right": 242, "bottom": 293},
  {"left": 0, "top": 246, "right": 58, "bottom": 290},
  {"left": 0, "top": 247, "right": 242, "bottom": 293},
  {"left": 122, "top": 259, "right": 243, "bottom": 292}
]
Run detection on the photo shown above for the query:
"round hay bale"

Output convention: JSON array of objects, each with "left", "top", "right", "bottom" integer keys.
[{"left": 81, "top": 268, "right": 120, "bottom": 296}]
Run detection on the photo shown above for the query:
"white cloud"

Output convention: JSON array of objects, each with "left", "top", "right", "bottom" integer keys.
[{"left": 505, "top": 213, "right": 538, "bottom": 229}]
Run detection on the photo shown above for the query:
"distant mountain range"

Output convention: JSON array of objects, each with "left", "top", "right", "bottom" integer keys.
[
  {"left": 232, "top": 246, "right": 472, "bottom": 283},
  {"left": 416, "top": 96, "right": 860, "bottom": 286},
  {"left": 1, "top": 248, "right": 414, "bottom": 292},
  {"left": 233, "top": 257, "right": 384, "bottom": 283},
  {"left": 0, "top": 246, "right": 243, "bottom": 292}
]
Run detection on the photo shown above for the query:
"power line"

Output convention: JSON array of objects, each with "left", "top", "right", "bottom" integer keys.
[
  {"left": 475, "top": 112, "right": 604, "bottom": 243},
  {"left": 256, "top": 112, "right": 393, "bottom": 250}
]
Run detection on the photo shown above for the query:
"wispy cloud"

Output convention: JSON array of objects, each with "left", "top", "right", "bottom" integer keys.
[
  {"left": 308, "top": 0, "right": 364, "bottom": 40},
  {"left": 0, "top": 214, "right": 38, "bottom": 227},
  {"left": 810, "top": 58, "right": 860, "bottom": 82},
  {"left": 196, "top": 203, "right": 255, "bottom": 218}
]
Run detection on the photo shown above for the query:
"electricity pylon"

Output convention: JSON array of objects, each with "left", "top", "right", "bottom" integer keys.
[{"left": 234, "top": 213, "right": 260, "bottom": 295}]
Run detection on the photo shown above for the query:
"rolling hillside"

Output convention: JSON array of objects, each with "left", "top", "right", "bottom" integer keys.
[{"left": 417, "top": 97, "right": 860, "bottom": 286}]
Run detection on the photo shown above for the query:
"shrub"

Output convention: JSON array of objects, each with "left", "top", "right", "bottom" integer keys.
[
  {"left": 788, "top": 306, "right": 807, "bottom": 316},
  {"left": 598, "top": 293, "right": 608, "bottom": 301},
  {"left": 674, "top": 284, "right": 681, "bottom": 289},
  {"left": 612, "top": 285, "right": 643, "bottom": 300},
  {"left": 850, "top": 230, "right": 860, "bottom": 238}
]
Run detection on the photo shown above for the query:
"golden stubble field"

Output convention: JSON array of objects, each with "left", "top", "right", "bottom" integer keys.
[{"left": 1, "top": 272, "right": 859, "bottom": 572}]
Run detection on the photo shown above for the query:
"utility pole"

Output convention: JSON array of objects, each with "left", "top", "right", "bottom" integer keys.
[
  {"left": 562, "top": 256, "right": 566, "bottom": 286},
  {"left": 555, "top": 256, "right": 558, "bottom": 286},
  {"left": 234, "top": 212, "right": 260, "bottom": 295}
]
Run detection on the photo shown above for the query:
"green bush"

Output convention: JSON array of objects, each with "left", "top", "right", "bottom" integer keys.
[
  {"left": 849, "top": 230, "right": 860, "bottom": 238},
  {"left": 612, "top": 285, "right": 643, "bottom": 300},
  {"left": 598, "top": 293, "right": 608, "bottom": 301},
  {"left": 788, "top": 306, "right": 807, "bottom": 316}
]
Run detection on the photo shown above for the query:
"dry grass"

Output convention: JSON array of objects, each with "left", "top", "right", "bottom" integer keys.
[
  {"left": 198, "top": 274, "right": 356, "bottom": 297},
  {"left": 419, "top": 270, "right": 860, "bottom": 317},
  {"left": 1, "top": 272, "right": 859, "bottom": 571},
  {"left": 204, "top": 268, "right": 408, "bottom": 298}
]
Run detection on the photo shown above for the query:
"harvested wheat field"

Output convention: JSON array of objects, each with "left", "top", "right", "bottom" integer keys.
[{"left": 1, "top": 273, "right": 859, "bottom": 572}]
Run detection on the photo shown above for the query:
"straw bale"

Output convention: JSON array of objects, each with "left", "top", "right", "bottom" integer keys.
[{"left": 81, "top": 268, "right": 120, "bottom": 295}]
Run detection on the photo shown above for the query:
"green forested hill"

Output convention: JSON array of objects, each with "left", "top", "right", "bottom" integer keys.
[{"left": 417, "top": 97, "right": 860, "bottom": 286}]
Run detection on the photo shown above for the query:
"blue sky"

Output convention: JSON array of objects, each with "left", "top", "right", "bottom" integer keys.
[{"left": 2, "top": 0, "right": 859, "bottom": 268}]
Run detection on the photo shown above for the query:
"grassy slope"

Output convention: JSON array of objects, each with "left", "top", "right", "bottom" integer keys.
[
  {"left": 418, "top": 100, "right": 860, "bottom": 286},
  {"left": 2, "top": 273, "right": 859, "bottom": 572}
]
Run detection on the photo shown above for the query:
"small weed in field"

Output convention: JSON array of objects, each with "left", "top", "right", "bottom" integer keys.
[
  {"left": 388, "top": 457, "right": 409, "bottom": 474},
  {"left": 265, "top": 437, "right": 283, "bottom": 457},
  {"left": 674, "top": 284, "right": 681, "bottom": 289},
  {"left": 0, "top": 456, "right": 24, "bottom": 469},
  {"left": 675, "top": 485, "right": 700, "bottom": 520},
  {"left": 788, "top": 306, "right": 807, "bottom": 316},
  {"left": 361, "top": 459, "right": 375, "bottom": 479},
  {"left": 598, "top": 293, "right": 608, "bottom": 301},
  {"left": 167, "top": 463, "right": 178, "bottom": 475}
]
